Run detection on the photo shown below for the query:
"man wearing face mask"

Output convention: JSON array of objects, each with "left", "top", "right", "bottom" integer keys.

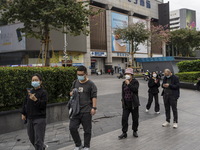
[
  {"left": 162, "top": 69, "right": 180, "bottom": 129},
  {"left": 118, "top": 68, "right": 140, "bottom": 140},
  {"left": 69, "top": 66, "right": 97, "bottom": 150}
]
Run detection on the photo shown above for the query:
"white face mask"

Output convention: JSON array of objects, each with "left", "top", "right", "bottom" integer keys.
[
  {"left": 153, "top": 74, "right": 157, "bottom": 78},
  {"left": 125, "top": 75, "right": 131, "bottom": 80}
]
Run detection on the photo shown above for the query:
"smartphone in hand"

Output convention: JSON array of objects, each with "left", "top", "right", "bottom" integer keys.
[{"left": 26, "top": 88, "right": 33, "bottom": 94}]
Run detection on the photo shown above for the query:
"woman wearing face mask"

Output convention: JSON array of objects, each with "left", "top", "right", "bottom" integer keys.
[
  {"left": 118, "top": 68, "right": 140, "bottom": 140},
  {"left": 21, "top": 73, "right": 48, "bottom": 150},
  {"left": 146, "top": 72, "right": 160, "bottom": 114}
]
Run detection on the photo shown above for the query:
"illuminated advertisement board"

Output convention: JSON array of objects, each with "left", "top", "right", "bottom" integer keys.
[
  {"left": 186, "top": 10, "right": 196, "bottom": 29},
  {"left": 111, "top": 12, "right": 129, "bottom": 52},
  {"left": 132, "top": 17, "right": 148, "bottom": 54}
]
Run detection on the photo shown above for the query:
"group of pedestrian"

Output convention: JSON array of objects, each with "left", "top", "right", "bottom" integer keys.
[
  {"left": 21, "top": 66, "right": 180, "bottom": 150},
  {"left": 108, "top": 68, "right": 114, "bottom": 75},
  {"left": 145, "top": 69, "right": 179, "bottom": 128},
  {"left": 118, "top": 68, "right": 180, "bottom": 140}
]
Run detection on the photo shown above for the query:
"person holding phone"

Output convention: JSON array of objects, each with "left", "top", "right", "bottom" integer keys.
[
  {"left": 21, "top": 73, "right": 48, "bottom": 150},
  {"left": 162, "top": 69, "right": 180, "bottom": 129},
  {"left": 118, "top": 68, "right": 140, "bottom": 140},
  {"left": 146, "top": 72, "right": 160, "bottom": 114}
]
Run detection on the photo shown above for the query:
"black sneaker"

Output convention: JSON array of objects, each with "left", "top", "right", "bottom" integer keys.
[
  {"left": 118, "top": 133, "right": 127, "bottom": 140},
  {"left": 133, "top": 131, "right": 138, "bottom": 138}
]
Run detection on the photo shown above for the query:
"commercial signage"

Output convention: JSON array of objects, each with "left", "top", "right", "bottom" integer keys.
[
  {"left": 186, "top": 10, "right": 196, "bottom": 29},
  {"left": 132, "top": 17, "right": 148, "bottom": 54},
  {"left": 128, "top": 0, "right": 151, "bottom": 9},
  {"left": 112, "top": 53, "right": 129, "bottom": 57},
  {"left": 90, "top": 52, "right": 107, "bottom": 57},
  {"left": 170, "top": 10, "right": 180, "bottom": 19},
  {"left": 111, "top": 12, "right": 129, "bottom": 53},
  {"left": 0, "top": 23, "right": 26, "bottom": 53},
  {"left": 136, "top": 56, "right": 174, "bottom": 62}
]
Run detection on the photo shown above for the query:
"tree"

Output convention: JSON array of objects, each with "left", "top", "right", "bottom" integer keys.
[
  {"left": 114, "top": 22, "right": 150, "bottom": 66},
  {"left": 1, "top": 0, "right": 96, "bottom": 66},
  {"left": 0, "top": 0, "right": 8, "bottom": 25},
  {"left": 170, "top": 29, "right": 200, "bottom": 57},
  {"left": 150, "top": 25, "right": 170, "bottom": 57}
]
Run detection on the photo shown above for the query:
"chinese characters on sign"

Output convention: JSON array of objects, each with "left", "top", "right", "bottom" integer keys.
[{"left": 128, "top": 0, "right": 151, "bottom": 9}]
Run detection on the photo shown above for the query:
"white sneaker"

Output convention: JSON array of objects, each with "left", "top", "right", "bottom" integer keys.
[
  {"left": 173, "top": 123, "right": 178, "bottom": 129},
  {"left": 145, "top": 109, "right": 149, "bottom": 113},
  {"left": 156, "top": 112, "right": 160, "bottom": 115},
  {"left": 162, "top": 121, "right": 170, "bottom": 127},
  {"left": 83, "top": 148, "right": 90, "bottom": 150},
  {"left": 44, "top": 144, "right": 48, "bottom": 149},
  {"left": 74, "top": 147, "right": 82, "bottom": 150}
]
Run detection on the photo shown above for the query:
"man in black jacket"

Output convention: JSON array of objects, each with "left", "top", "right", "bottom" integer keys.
[
  {"left": 118, "top": 68, "right": 140, "bottom": 140},
  {"left": 162, "top": 69, "right": 180, "bottom": 129}
]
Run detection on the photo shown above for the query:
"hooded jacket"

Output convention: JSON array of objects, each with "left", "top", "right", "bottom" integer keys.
[{"left": 68, "top": 88, "right": 80, "bottom": 119}]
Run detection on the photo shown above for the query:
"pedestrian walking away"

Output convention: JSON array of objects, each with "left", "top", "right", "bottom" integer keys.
[
  {"left": 118, "top": 68, "right": 140, "bottom": 140},
  {"left": 111, "top": 68, "right": 114, "bottom": 75},
  {"left": 161, "top": 69, "right": 180, "bottom": 129},
  {"left": 69, "top": 66, "right": 97, "bottom": 150},
  {"left": 146, "top": 72, "right": 160, "bottom": 114},
  {"left": 195, "top": 77, "right": 200, "bottom": 91},
  {"left": 21, "top": 73, "right": 48, "bottom": 150}
]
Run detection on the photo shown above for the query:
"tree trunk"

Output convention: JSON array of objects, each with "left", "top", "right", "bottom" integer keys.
[
  {"left": 44, "top": 26, "right": 50, "bottom": 66},
  {"left": 131, "top": 40, "right": 134, "bottom": 67}
]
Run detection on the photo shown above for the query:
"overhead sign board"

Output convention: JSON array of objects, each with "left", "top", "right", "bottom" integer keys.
[{"left": 0, "top": 23, "right": 26, "bottom": 53}]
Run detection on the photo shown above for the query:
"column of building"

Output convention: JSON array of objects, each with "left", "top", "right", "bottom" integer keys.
[
  {"left": 128, "top": 11, "right": 134, "bottom": 66},
  {"left": 105, "top": 4, "right": 113, "bottom": 72},
  {"left": 146, "top": 16, "right": 152, "bottom": 57}
]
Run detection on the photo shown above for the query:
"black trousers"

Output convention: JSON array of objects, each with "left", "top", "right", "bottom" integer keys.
[
  {"left": 27, "top": 118, "right": 46, "bottom": 150},
  {"left": 69, "top": 113, "right": 92, "bottom": 148},
  {"left": 163, "top": 94, "right": 178, "bottom": 123},
  {"left": 196, "top": 81, "right": 200, "bottom": 91},
  {"left": 122, "top": 106, "right": 139, "bottom": 133},
  {"left": 146, "top": 93, "right": 160, "bottom": 112}
]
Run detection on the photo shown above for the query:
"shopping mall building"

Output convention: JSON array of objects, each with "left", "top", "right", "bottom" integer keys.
[{"left": 0, "top": 0, "right": 169, "bottom": 73}]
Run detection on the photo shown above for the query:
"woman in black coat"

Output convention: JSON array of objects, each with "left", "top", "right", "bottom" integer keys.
[
  {"left": 21, "top": 73, "right": 48, "bottom": 150},
  {"left": 146, "top": 72, "right": 160, "bottom": 114}
]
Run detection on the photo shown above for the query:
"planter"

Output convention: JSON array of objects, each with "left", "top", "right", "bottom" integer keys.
[
  {"left": 179, "top": 82, "right": 196, "bottom": 90},
  {"left": 0, "top": 102, "right": 69, "bottom": 134}
]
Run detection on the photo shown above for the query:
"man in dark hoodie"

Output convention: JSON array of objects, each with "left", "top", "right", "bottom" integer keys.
[{"left": 162, "top": 69, "right": 180, "bottom": 129}]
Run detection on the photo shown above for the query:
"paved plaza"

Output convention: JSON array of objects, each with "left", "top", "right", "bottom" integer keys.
[{"left": 0, "top": 75, "right": 200, "bottom": 150}]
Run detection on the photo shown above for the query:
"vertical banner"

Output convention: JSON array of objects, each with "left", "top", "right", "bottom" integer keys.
[
  {"left": 186, "top": 10, "right": 196, "bottom": 29},
  {"left": 111, "top": 12, "right": 129, "bottom": 52},
  {"left": 132, "top": 17, "right": 148, "bottom": 54}
]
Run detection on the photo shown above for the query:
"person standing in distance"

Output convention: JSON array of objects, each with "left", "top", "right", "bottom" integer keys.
[
  {"left": 69, "top": 66, "right": 97, "bottom": 150},
  {"left": 146, "top": 72, "right": 160, "bottom": 114},
  {"left": 118, "top": 68, "right": 140, "bottom": 140},
  {"left": 21, "top": 73, "right": 48, "bottom": 150},
  {"left": 162, "top": 69, "right": 180, "bottom": 129}
]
